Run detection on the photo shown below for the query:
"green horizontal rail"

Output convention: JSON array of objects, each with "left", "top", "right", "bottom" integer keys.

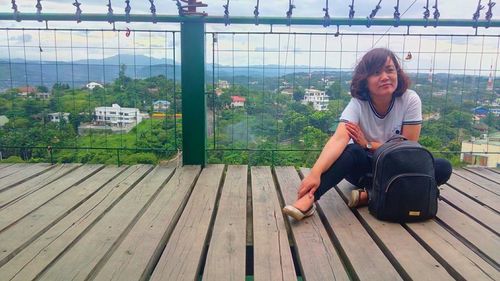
[{"left": 0, "top": 13, "right": 499, "bottom": 28}]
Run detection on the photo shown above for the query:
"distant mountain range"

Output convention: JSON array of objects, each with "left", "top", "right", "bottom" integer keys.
[{"left": 0, "top": 54, "right": 490, "bottom": 91}]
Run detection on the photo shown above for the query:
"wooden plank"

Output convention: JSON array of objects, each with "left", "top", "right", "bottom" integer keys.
[
  {"left": 0, "top": 164, "right": 32, "bottom": 179},
  {"left": 440, "top": 184, "right": 500, "bottom": 235},
  {"left": 276, "top": 167, "right": 350, "bottom": 281},
  {"left": 202, "top": 165, "right": 248, "bottom": 281},
  {"left": 150, "top": 165, "right": 225, "bottom": 281},
  {"left": 488, "top": 168, "right": 500, "bottom": 174},
  {"left": 0, "top": 164, "right": 14, "bottom": 170},
  {"left": 407, "top": 220, "right": 500, "bottom": 281},
  {"left": 0, "top": 163, "right": 53, "bottom": 192},
  {"left": 0, "top": 165, "right": 126, "bottom": 267},
  {"left": 37, "top": 164, "right": 167, "bottom": 281},
  {"left": 0, "top": 164, "right": 103, "bottom": 231},
  {"left": 464, "top": 167, "right": 500, "bottom": 184},
  {"left": 337, "top": 180, "right": 454, "bottom": 280},
  {"left": 298, "top": 168, "right": 401, "bottom": 281},
  {"left": 0, "top": 165, "right": 153, "bottom": 281},
  {"left": 453, "top": 169, "right": 500, "bottom": 195},
  {"left": 0, "top": 163, "right": 80, "bottom": 209},
  {"left": 249, "top": 166, "right": 296, "bottom": 281},
  {"left": 91, "top": 166, "right": 201, "bottom": 281},
  {"left": 436, "top": 200, "right": 500, "bottom": 264},
  {"left": 446, "top": 173, "right": 500, "bottom": 212}
]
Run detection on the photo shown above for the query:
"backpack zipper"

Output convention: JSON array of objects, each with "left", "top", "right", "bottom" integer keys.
[
  {"left": 373, "top": 143, "right": 430, "bottom": 181},
  {"left": 385, "top": 173, "right": 433, "bottom": 192}
]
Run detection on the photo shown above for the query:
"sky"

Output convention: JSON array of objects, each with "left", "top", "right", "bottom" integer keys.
[{"left": 0, "top": 1, "right": 498, "bottom": 75}]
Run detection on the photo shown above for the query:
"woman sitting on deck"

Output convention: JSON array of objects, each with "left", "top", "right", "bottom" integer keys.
[{"left": 283, "top": 48, "right": 452, "bottom": 221}]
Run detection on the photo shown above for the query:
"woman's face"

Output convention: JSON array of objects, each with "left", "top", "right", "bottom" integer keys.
[{"left": 367, "top": 56, "right": 398, "bottom": 99}]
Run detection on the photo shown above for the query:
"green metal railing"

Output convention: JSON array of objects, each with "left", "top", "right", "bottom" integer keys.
[{"left": 1, "top": 7, "right": 499, "bottom": 166}]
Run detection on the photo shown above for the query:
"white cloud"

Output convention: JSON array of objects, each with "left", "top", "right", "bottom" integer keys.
[{"left": 0, "top": 1, "right": 497, "bottom": 76}]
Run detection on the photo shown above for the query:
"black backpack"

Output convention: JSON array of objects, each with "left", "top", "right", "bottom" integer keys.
[{"left": 368, "top": 136, "right": 438, "bottom": 222}]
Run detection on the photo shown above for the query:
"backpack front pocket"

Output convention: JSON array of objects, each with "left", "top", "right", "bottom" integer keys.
[{"left": 381, "top": 173, "right": 435, "bottom": 222}]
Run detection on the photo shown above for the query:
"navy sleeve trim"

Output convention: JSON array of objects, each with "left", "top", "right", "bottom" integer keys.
[{"left": 402, "top": 120, "right": 423, "bottom": 125}]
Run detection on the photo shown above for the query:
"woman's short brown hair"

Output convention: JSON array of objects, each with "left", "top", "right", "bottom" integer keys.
[{"left": 350, "top": 48, "right": 411, "bottom": 100}]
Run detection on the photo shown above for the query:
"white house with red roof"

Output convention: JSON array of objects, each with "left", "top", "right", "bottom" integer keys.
[{"left": 230, "top": 96, "right": 246, "bottom": 107}]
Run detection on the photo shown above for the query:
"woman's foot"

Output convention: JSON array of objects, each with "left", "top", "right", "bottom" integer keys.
[
  {"left": 348, "top": 189, "right": 369, "bottom": 208},
  {"left": 282, "top": 194, "right": 315, "bottom": 221}
]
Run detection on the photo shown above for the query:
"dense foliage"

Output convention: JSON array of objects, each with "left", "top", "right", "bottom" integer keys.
[{"left": 0, "top": 67, "right": 498, "bottom": 167}]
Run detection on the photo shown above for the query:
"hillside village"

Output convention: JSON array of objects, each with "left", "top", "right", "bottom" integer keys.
[{"left": 0, "top": 68, "right": 499, "bottom": 166}]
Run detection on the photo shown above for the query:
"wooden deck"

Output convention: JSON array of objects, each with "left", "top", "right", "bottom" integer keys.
[{"left": 0, "top": 163, "right": 498, "bottom": 281}]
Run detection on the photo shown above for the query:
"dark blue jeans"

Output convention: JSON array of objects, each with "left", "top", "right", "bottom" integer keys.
[{"left": 313, "top": 144, "right": 452, "bottom": 201}]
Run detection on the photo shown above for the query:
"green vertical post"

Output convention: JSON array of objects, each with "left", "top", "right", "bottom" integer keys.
[{"left": 181, "top": 20, "right": 206, "bottom": 165}]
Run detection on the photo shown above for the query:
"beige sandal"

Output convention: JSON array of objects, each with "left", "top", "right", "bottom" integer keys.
[
  {"left": 282, "top": 204, "right": 316, "bottom": 221},
  {"left": 348, "top": 189, "right": 369, "bottom": 208}
]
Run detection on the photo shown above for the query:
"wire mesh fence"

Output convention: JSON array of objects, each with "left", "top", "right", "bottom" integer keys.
[
  {"left": 0, "top": 26, "right": 498, "bottom": 166},
  {"left": 0, "top": 28, "right": 181, "bottom": 165},
  {"left": 207, "top": 31, "right": 500, "bottom": 167}
]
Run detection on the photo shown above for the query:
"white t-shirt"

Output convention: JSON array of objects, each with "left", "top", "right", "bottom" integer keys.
[{"left": 339, "top": 90, "right": 422, "bottom": 143}]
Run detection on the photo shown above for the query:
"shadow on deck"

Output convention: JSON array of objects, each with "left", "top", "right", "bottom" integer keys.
[{"left": 0, "top": 163, "right": 498, "bottom": 280}]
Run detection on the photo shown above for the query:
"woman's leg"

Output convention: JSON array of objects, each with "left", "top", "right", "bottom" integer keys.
[
  {"left": 434, "top": 158, "right": 452, "bottom": 185},
  {"left": 313, "top": 144, "right": 372, "bottom": 201}
]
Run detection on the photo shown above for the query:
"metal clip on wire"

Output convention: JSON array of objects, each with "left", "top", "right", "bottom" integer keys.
[
  {"left": 393, "top": 0, "right": 401, "bottom": 27},
  {"left": 36, "top": 0, "right": 43, "bottom": 22},
  {"left": 73, "top": 1, "right": 82, "bottom": 23},
  {"left": 254, "top": 0, "right": 260, "bottom": 25},
  {"left": 323, "top": 0, "right": 331, "bottom": 27},
  {"left": 485, "top": 0, "right": 496, "bottom": 28},
  {"left": 174, "top": 0, "right": 183, "bottom": 16},
  {"left": 107, "top": 0, "right": 114, "bottom": 24},
  {"left": 174, "top": 0, "right": 207, "bottom": 17},
  {"left": 149, "top": 0, "right": 157, "bottom": 23},
  {"left": 432, "top": 0, "right": 440, "bottom": 27},
  {"left": 423, "top": 0, "right": 430, "bottom": 27},
  {"left": 11, "top": 0, "right": 20, "bottom": 22},
  {"left": 473, "top": 0, "right": 485, "bottom": 29},
  {"left": 125, "top": 0, "right": 131, "bottom": 23},
  {"left": 366, "top": 0, "right": 382, "bottom": 27},
  {"left": 223, "top": 0, "right": 230, "bottom": 26},
  {"left": 348, "top": 0, "right": 355, "bottom": 26},
  {"left": 286, "top": 1, "right": 295, "bottom": 26}
]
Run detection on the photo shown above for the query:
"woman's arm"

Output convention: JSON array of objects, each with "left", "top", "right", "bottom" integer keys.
[
  {"left": 401, "top": 124, "right": 421, "bottom": 141},
  {"left": 297, "top": 122, "right": 350, "bottom": 199}
]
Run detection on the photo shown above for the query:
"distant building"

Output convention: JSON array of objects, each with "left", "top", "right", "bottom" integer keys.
[
  {"left": 153, "top": 100, "right": 170, "bottom": 112},
  {"left": 47, "top": 112, "right": 70, "bottom": 123},
  {"left": 473, "top": 106, "right": 489, "bottom": 116},
  {"left": 473, "top": 106, "right": 500, "bottom": 117},
  {"left": 94, "top": 104, "right": 142, "bottom": 127},
  {"left": 280, "top": 87, "right": 294, "bottom": 95},
  {"left": 18, "top": 86, "right": 36, "bottom": 96},
  {"left": 218, "top": 80, "right": 230, "bottom": 89},
  {"left": 302, "top": 88, "right": 329, "bottom": 111},
  {"left": 491, "top": 108, "right": 500, "bottom": 116},
  {"left": 86, "top": 82, "right": 103, "bottom": 90},
  {"left": 35, "top": 92, "right": 51, "bottom": 99},
  {"left": 230, "top": 96, "right": 246, "bottom": 107},
  {"left": 147, "top": 87, "right": 160, "bottom": 94},
  {"left": 461, "top": 132, "right": 500, "bottom": 168},
  {"left": 432, "top": 90, "right": 447, "bottom": 97},
  {"left": 0, "top": 115, "right": 9, "bottom": 127}
]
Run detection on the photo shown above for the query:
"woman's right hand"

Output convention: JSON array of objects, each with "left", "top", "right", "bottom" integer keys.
[{"left": 297, "top": 172, "right": 321, "bottom": 200}]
